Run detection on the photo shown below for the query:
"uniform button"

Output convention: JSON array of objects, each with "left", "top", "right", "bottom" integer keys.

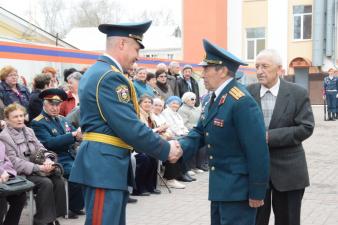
[
  {"left": 207, "top": 144, "right": 211, "bottom": 148},
  {"left": 211, "top": 166, "right": 215, "bottom": 171},
  {"left": 209, "top": 155, "right": 213, "bottom": 160},
  {"left": 206, "top": 132, "right": 209, "bottom": 136}
]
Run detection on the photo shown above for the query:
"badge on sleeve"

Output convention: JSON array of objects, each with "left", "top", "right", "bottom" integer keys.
[
  {"left": 213, "top": 118, "right": 224, "bottom": 127},
  {"left": 116, "top": 85, "right": 130, "bottom": 103}
]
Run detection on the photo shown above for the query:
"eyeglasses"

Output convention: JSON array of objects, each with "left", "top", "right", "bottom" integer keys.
[
  {"left": 158, "top": 75, "right": 167, "bottom": 78},
  {"left": 8, "top": 73, "right": 18, "bottom": 77}
]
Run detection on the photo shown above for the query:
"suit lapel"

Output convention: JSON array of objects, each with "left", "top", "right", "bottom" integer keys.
[
  {"left": 203, "top": 79, "right": 235, "bottom": 126},
  {"left": 269, "top": 79, "right": 290, "bottom": 128}
]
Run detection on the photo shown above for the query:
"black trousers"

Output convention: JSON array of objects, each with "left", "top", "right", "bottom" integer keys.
[
  {"left": 256, "top": 184, "right": 305, "bottom": 225},
  {"left": 134, "top": 153, "right": 158, "bottom": 194},
  {"left": 0, "top": 192, "right": 26, "bottom": 225},
  {"left": 163, "top": 158, "right": 182, "bottom": 180},
  {"left": 27, "top": 175, "right": 67, "bottom": 224}
]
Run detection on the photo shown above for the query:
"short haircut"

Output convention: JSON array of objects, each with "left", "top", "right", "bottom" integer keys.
[
  {"left": 0, "top": 65, "right": 17, "bottom": 81},
  {"left": 67, "top": 71, "right": 82, "bottom": 82},
  {"left": 4, "top": 103, "right": 26, "bottom": 119},
  {"left": 138, "top": 94, "right": 153, "bottom": 104},
  {"left": 63, "top": 68, "right": 77, "bottom": 82},
  {"left": 155, "top": 69, "right": 166, "bottom": 78},
  {"left": 169, "top": 61, "right": 180, "bottom": 68},
  {"left": 33, "top": 74, "right": 51, "bottom": 89},
  {"left": 42, "top": 66, "right": 57, "bottom": 75},
  {"left": 181, "top": 92, "right": 196, "bottom": 103},
  {"left": 256, "top": 49, "right": 283, "bottom": 66},
  {"left": 146, "top": 72, "right": 156, "bottom": 81}
]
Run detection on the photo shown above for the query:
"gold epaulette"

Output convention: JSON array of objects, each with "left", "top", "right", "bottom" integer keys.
[
  {"left": 229, "top": 87, "right": 245, "bottom": 100},
  {"left": 33, "top": 114, "right": 44, "bottom": 121}
]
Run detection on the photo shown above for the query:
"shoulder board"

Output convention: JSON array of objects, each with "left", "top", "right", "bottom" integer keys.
[
  {"left": 33, "top": 114, "right": 44, "bottom": 121},
  {"left": 229, "top": 87, "right": 245, "bottom": 100}
]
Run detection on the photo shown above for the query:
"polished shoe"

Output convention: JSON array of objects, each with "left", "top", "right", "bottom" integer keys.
[
  {"left": 67, "top": 210, "right": 79, "bottom": 219},
  {"left": 185, "top": 173, "right": 197, "bottom": 181},
  {"left": 166, "top": 179, "right": 186, "bottom": 189},
  {"left": 177, "top": 174, "right": 193, "bottom": 182},
  {"left": 47, "top": 220, "right": 60, "bottom": 225},
  {"left": 150, "top": 189, "right": 161, "bottom": 194},
  {"left": 127, "top": 197, "right": 138, "bottom": 203},
  {"left": 187, "top": 170, "right": 196, "bottom": 176}
]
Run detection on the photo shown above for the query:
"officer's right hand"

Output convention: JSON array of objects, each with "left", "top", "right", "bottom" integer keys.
[
  {"left": 323, "top": 95, "right": 326, "bottom": 100},
  {"left": 168, "top": 140, "right": 183, "bottom": 163}
]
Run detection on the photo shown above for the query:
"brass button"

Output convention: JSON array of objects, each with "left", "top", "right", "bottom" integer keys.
[
  {"left": 209, "top": 155, "right": 213, "bottom": 160},
  {"left": 206, "top": 132, "right": 209, "bottom": 136},
  {"left": 211, "top": 166, "right": 215, "bottom": 171}
]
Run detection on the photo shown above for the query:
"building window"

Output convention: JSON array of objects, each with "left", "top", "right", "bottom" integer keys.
[
  {"left": 167, "top": 54, "right": 174, "bottom": 59},
  {"left": 246, "top": 27, "right": 265, "bottom": 61},
  {"left": 293, "top": 5, "right": 312, "bottom": 40}
]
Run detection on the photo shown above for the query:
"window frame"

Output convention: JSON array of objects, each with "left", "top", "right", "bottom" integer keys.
[{"left": 293, "top": 5, "right": 312, "bottom": 40}]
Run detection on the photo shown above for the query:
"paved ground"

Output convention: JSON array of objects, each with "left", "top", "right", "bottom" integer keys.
[{"left": 19, "top": 105, "right": 338, "bottom": 225}]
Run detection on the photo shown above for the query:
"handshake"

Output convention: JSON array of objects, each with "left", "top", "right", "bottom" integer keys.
[{"left": 168, "top": 140, "right": 183, "bottom": 163}]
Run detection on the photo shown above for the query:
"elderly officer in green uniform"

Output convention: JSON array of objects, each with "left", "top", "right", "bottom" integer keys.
[
  {"left": 179, "top": 39, "right": 270, "bottom": 225},
  {"left": 30, "top": 88, "right": 85, "bottom": 219},
  {"left": 69, "top": 21, "right": 182, "bottom": 225}
]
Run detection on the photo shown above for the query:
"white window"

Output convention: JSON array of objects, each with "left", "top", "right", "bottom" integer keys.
[
  {"left": 246, "top": 27, "right": 265, "bottom": 61},
  {"left": 167, "top": 54, "right": 174, "bottom": 59},
  {"left": 293, "top": 5, "right": 312, "bottom": 40}
]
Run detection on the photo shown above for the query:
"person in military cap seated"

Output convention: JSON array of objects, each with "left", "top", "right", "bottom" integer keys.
[
  {"left": 179, "top": 39, "right": 269, "bottom": 225},
  {"left": 69, "top": 20, "right": 182, "bottom": 225},
  {"left": 30, "top": 88, "right": 85, "bottom": 219}
]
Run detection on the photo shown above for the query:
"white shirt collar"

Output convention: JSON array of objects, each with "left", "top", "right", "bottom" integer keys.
[
  {"left": 260, "top": 78, "right": 280, "bottom": 97},
  {"left": 214, "top": 77, "right": 234, "bottom": 99},
  {"left": 103, "top": 53, "right": 123, "bottom": 72}
]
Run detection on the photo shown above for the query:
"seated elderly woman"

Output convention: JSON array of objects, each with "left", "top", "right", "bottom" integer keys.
[
  {"left": 152, "top": 98, "right": 186, "bottom": 189},
  {"left": 162, "top": 96, "right": 197, "bottom": 182},
  {"left": 0, "top": 140, "right": 26, "bottom": 225},
  {"left": 0, "top": 103, "right": 66, "bottom": 225},
  {"left": 178, "top": 92, "right": 204, "bottom": 175},
  {"left": 132, "top": 95, "right": 163, "bottom": 196}
]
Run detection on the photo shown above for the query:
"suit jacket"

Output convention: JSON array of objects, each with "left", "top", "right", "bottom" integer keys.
[
  {"left": 69, "top": 55, "right": 170, "bottom": 190},
  {"left": 247, "top": 78, "right": 314, "bottom": 191},
  {"left": 177, "top": 77, "right": 200, "bottom": 107},
  {"left": 180, "top": 79, "right": 269, "bottom": 201}
]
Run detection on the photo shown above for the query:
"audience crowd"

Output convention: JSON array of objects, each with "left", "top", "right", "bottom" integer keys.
[{"left": 0, "top": 62, "right": 208, "bottom": 225}]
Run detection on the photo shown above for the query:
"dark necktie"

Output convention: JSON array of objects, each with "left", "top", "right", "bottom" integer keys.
[{"left": 209, "top": 92, "right": 216, "bottom": 108}]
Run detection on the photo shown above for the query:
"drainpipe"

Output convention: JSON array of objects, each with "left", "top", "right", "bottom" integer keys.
[
  {"left": 326, "top": 0, "right": 335, "bottom": 56},
  {"left": 312, "top": 0, "right": 326, "bottom": 66}
]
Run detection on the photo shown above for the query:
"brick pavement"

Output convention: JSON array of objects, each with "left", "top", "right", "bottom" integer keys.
[{"left": 19, "top": 105, "right": 338, "bottom": 225}]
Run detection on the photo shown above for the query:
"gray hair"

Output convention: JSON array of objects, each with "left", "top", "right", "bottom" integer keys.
[
  {"left": 67, "top": 71, "right": 82, "bottom": 82},
  {"left": 256, "top": 49, "right": 283, "bottom": 66},
  {"left": 169, "top": 61, "right": 180, "bottom": 68},
  {"left": 181, "top": 92, "right": 196, "bottom": 104},
  {"left": 153, "top": 97, "right": 164, "bottom": 106}
]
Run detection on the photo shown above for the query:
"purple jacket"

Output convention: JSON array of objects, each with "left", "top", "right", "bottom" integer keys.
[
  {"left": 0, "top": 126, "right": 47, "bottom": 175},
  {"left": 0, "top": 141, "right": 17, "bottom": 176}
]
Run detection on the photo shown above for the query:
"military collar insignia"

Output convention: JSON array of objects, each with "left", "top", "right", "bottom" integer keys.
[
  {"left": 116, "top": 85, "right": 130, "bottom": 103},
  {"left": 219, "top": 94, "right": 227, "bottom": 105}
]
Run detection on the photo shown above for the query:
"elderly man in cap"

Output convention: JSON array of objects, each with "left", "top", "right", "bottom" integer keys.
[
  {"left": 30, "top": 88, "right": 85, "bottom": 219},
  {"left": 69, "top": 21, "right": 182, "bottom": 225},
  {"left": 179, "top": 39, "right": 269, "bottom": 225},
  {"left": 177, "top": 64, "right": 201, "bottom": 107}
]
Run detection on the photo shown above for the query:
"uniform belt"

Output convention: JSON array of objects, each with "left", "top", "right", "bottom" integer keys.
[
  {"left": 83, "top": 132, "right": 133, "bottom": 151},
  {"left": 326, "top": 90, "right": 337, "bottom": 92}
]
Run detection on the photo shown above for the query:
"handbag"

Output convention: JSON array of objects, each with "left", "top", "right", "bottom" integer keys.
[
  {"left": 29, "top": 149, "right": 64, "bottom": 177},
  {"left": 0, "top": 176, "right": 35, "bottom": 197}
]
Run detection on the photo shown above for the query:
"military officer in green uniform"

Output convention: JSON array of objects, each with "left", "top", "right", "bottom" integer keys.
[
  {"left": 69, "top": 21, "right": 182, "bottom": 225},
  {"left": 179, "top": 39, "right": 269, "bottom": 225}
]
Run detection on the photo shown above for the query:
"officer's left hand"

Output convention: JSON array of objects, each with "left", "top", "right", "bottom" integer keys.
[
  {"left": 336, "top": 93, "right": 338, "bottom": 98},
  {"left": 248, "top": 199, "right": 264, "bottom": 208}
]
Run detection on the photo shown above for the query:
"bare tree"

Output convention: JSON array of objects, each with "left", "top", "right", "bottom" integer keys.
[
  {"left": 71, "top": 0, "right": 122, "bottom": 27},
  {"left": 39, "top": 0, "right": 67, "bottom": 35},
  {"left": 135, "top": 9, "right": 176, "bottom": 26}
]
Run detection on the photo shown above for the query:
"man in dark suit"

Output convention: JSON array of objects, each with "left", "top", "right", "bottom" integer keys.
[
  {"left": 247, "top": 49, "right": 315, "bottom": 225},
  {"left": 180, "top": 39, "right": 269, "bottom": 225}
]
